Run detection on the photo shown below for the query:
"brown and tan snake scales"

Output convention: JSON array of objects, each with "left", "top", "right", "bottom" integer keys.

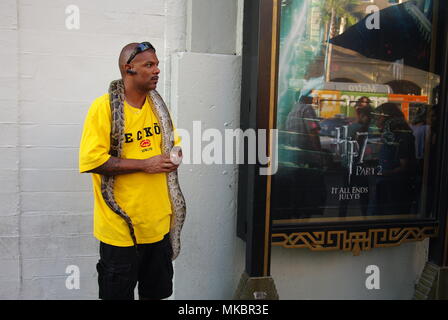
[{"left": 101, "top": 79, "right": 186, "bottom": 260}]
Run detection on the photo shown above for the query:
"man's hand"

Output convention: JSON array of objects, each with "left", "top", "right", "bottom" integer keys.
[
  {"left": 86, "top": 154, "right": 179, "bottom": 176},
  {"left": 141, "top": 154, "right": 179, "bottom": 174}
]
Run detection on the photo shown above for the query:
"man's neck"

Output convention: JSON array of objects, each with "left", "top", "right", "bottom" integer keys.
[{"left": 123, "top": 82, "right": 147, "bottom": 109}]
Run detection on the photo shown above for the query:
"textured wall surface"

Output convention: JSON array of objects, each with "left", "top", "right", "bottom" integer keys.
[
  {"left": 187, "top": 0, "right": 238, "bottom": 54},
  {"left": 271, "top": 240, "right": 428, "bottom": 300},
  {"left": 171, "top": 52, "right": 243, "bottom": 299},
  {"left": 0, "top": 0, "right": 20, "bottom": 301}
]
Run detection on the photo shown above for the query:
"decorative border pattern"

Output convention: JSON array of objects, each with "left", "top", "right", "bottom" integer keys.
[{"left": 272, "top": 226, "right": 438, "bottom": 256}]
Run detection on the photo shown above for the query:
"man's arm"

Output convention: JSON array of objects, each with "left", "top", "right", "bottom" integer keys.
[{"left": 87, "top": 154, "right": 178, "bottom": 176}]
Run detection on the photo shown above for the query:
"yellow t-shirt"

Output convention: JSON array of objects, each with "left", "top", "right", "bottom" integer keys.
[{"left": 79, "top": 93, "right": 179, "bottom": 247}]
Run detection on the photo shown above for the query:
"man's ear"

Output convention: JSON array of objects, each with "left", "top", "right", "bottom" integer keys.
[{"left": 125, "top": 64, "right": 137, "bottom": 75}]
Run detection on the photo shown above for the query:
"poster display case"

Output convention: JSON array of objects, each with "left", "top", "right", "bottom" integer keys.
[{"left": 237, "top": 0, "right": 448, "bottom": 257}]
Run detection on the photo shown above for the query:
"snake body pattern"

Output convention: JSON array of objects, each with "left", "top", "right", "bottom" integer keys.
[{"left": 101, "top": 79, "right": 186, "bottom": 260}]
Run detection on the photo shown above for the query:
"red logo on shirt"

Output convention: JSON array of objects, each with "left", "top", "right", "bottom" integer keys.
[{"left": 140, "top": 139, "right": 151, "bottom": 148}]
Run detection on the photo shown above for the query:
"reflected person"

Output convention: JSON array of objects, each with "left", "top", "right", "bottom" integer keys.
[
  {"left": 355, "top": 96, "right": 372, "bottom": 110},
  {"left": 339, "top": 106, "right": 374, "bottom": 217},
  {"left": 284, "top": 90, "right": 325, "bottom": 217},
  {"left": 373, "top": 103, "right": 417, "bottom": 215},
  {"left": 410, "top": 105, "right": 430, "bottom": 213},
  {"left": 285, "top": 90, "right": 322, "bottom": 167}
]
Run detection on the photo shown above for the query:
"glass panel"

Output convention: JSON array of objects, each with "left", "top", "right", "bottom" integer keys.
[{"left": 272, "top": 0, "right": 441, "bottom": 224}]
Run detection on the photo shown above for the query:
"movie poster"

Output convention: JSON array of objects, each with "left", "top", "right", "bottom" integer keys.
[{"left": 272, "top": 0, "right": 440, "bottom": 223}]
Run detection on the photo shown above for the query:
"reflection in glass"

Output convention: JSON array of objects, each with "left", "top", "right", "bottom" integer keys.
[{"left": 272, "top": 0, "right": 440, "bottom": 223}]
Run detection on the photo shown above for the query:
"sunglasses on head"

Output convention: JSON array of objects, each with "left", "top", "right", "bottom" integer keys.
[{"left": 126, "top": 42, "right": 154, "bottom": 64}]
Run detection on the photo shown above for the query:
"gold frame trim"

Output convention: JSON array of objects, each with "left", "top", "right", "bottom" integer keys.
[
  {"left": 263, "top": 0, "right": 280, "bottom": 277},
  {"left": 272, "top": 226, "right": 438, "bottom": 256},
  {"left": 273, "top": 214, "right": 421, "bottom": 225}
]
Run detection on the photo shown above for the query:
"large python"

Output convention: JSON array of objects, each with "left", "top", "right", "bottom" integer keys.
[{"left": 101, "top": 79, "right": 186, "bottom": 260}]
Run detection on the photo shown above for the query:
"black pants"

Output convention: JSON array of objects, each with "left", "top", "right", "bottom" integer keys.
[{"left": 96, "top": 234, "right": 174, "bottom": 300}]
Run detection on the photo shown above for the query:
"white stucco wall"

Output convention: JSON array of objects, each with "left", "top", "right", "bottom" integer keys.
[
  {"left": 187, "top": 0, "right": 238, "bottom": 54},
  {"left": 169, "top": 0, "right": 246, "bottom": 300},
  {"left": 271, "top": 240, "right": 428, "bottom": 299},
  {"left": 0, "top": 0, "right": 20, "bottom": 300},
  {"left": 170, "top": 51, "right": 243, "bottom": 299},
  {"left": 0, "top": 0, "right": 188, "bottom": 299},
  {"left": 0, "top": 0, "right": 243, "bottom": 300}
]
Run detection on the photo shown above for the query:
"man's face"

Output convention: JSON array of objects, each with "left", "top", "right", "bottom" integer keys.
[
  {"left": 359, "top": 114, "right": 370, "bottom": 125},
  {"left": 376, "top": 115, "right": 386, "bottom": 131},
  {"left": 128, "top": 50, "right": 160, "bottom": 91},
  {"left": 357, "top": 99, "right": 370, "bottom": 108}
]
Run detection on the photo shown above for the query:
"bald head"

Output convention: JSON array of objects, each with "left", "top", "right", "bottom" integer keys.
[{"left": 118, "top": 42, "right": 156, "bottom": 77}]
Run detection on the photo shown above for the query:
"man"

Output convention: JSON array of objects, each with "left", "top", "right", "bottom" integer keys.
[
  {"left": 79, "top": 42, "right": 181, "bottom": 300},
  {"left": 348, "top": 103, "right": 374, "bottom": 141},
  {"left": 339, "top": 106, "right": 374, "bottom": 217},
  {"left": 373, "top": 103, "right": 417, "bottom": 215},
  {"left": 285, "top": 90, "right": 322, "bottom": 164},
  {"left": 284, "top": 90, "right": 325, "bottom": 218},
  {"left": 355, "top": 96, "right": 372, "bottom": 110}
]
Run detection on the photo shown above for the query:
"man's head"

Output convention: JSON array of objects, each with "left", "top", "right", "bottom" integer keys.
[
  {"left": 297, "top": 89, "right": 318, "bottom": 105},
  {"left": 356, "top": 96, "right": 371, "bottom": 109},
  {"left": 356, "top": 105, "right": 373, "bottom": 126},
  {"left": 374, "top": 103, "right": 404, "bottom": 131},
  {"left": 119, "top": 42, "right": 160, "bottom": 91},
  {"left": 411, "top": 104, "right": 427, "bottom": 125}
]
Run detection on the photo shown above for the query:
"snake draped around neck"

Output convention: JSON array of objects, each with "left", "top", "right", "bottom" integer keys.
[{"left": 101, "top": 79, "right": 186, "bottom": 260}]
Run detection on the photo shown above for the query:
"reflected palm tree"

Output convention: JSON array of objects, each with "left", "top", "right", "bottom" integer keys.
[
  {"left": 319, "top": 0, "right": 359, "bottom": 81},
  {"left": 319, "top": 0, "right": 358, "bottom": 40}
]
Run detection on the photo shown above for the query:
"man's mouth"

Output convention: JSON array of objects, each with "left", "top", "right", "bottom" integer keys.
[{"left": 151, "top": 77, "right": 159, "bottom": 81}]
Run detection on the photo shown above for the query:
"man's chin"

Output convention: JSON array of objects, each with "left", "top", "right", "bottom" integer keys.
[{"left": 142, "top": 85, "right": 156, "bottom": 92}]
